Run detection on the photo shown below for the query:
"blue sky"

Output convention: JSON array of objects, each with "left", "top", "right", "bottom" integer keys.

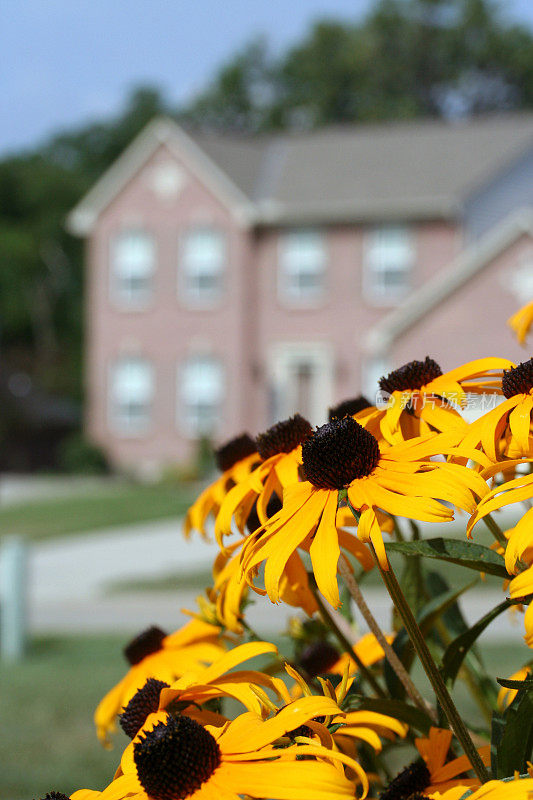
[{"left": 2, "top": 0, "right": 533, "bottom": 156}]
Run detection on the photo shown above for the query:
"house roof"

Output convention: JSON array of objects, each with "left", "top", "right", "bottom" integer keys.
[{"left": 68, "top": 113, "right": 533, "bottom": 234}]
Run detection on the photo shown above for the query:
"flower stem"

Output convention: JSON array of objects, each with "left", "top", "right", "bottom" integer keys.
[
  {"left": 482, "top": 513, "right": 507, "bottom": 548},
  {"left": 337, "top": 554, "right": 437, "bottom": 722},
  {"left": 375, "top": 555, "right": 490, "bottom": 784},
  {"left": 308, "top": 575, "right": 387, "bottom": 698}
]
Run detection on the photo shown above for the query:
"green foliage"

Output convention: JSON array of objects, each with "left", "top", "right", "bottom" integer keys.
[
  {"left": 386, "top": 537, "right": 509, "bottom": 578},
  {"left": 57, "top": 432, "right": 110, "bottom": 474},
  {"left": 492, "top": 684, "right": 533, "bottom": 777},
  {"left": 442, "top": 598, "right": 528, "bottom": 685}
]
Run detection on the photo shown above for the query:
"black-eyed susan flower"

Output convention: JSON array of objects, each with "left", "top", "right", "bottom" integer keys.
[
  {"left": 116, "top": 641, "right": 290, "bottom": 744},
  {"left": 297, "top": 631, "right": 393, "bottom": 681},
  {"left": 462, "top": 358, "right": 533, "bottom": 461},
  {"left": 184, "top": 434, "right": 261, "bottom": 539},
  {"left": 329, "top": 396, "right": 373, "bottom": 421},
  {"left": 215, "top": 414, "right": 313, "bottom": 546},
  {"left": 369, "top": 357, "right": 513, "bottom": 446},
  {"left": 241, "top": 418, "right": 489, "bottom": 607},
  {"left": 278, "top": 662, "right": 407, "bottom": 759},
  {"left": 209, "top": 537, "right": 318, "bottom": 633},
  {"left": 437, "top": 777, "right": 533, "bottom": 800},
  {"left": 95, "top": 618, "right": 227, "bottom": 746},
  {"left": 380, "top": 727, "right": 490, "bottom": 800},
  {"left": 509, "top": 300, "right": 533, "bottom": 346},
  {"left": 102, "top": 695, "right": 369, "bottom": 800}
]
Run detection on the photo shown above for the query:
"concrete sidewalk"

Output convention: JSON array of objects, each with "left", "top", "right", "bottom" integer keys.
[{"left": 25, "top": 514, "right": 526, "bottom": 641}]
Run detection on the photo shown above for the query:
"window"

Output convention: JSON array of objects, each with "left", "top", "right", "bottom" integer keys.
[
  {"left": 181, "top": 228, "right": 225, "bottom": 304},
  {"left": 110, "top": 230, "right": 155, "bottom": 307},
  {"left": 364, "top": 226, "right": 413, "bottom": 304},
  {"left": 279, "top": 230, "right": 326, "bottom": 304},
  {"left": 180, "top": 356, "right": 224, "bottom": 436},
  {"left": 109, "top": 358, "right": 154, "bottom": 434}
]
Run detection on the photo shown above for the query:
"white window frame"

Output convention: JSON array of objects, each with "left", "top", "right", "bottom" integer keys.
[
  {"left": 109, "top": 230, "right": 156, "bottom": 309},
  {"left": 108, "top": 357, "right": 154, "bottom": 436},
  {"left": 363, "top": 225, "right": 414, "bottom": 306},
  {"left": 268, "top": 342, "right": 334, "bottom": 427},
  {"left": 179, "top": 227, "right": 226, "bottom": 307},
  {"left": 178, "top": 355, "right": 225, "bottom": 437},
  {"left": 278, "top": 229, "right": 327, "bottom": 307}
]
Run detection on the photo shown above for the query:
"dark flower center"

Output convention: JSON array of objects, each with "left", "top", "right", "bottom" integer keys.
[
  {"left": 302, "top": 417, "right": 381, "bottom": 490},
  {"left": 379, "top": 759, "right": 431, "bottom": 800},
  {"left": 299, "top": 640, "right": 340, "bottom": 677},
  {"left": 329, "top": 396, "right": 372, "bottom": 421},
  {"left": 39, "top": 793, "right": 70, "bottom": 800},
  {"left": 215, "top": 434, "right": 257, "bottom": 472},
  {"left": 134, "top": 715, "right": 221, "bottom": 800},
  {"left": 379, "top": 357, "right": 443, "bottom": 395},
  {"left": 124, "top": 626, "right": 167, "bottom": 666},
  {"left": 256, "top": 414, "right": 313, "bottom": 459},
  {"left": 502, "top": 358, "right": 533, "bottom": 398},
  {"left": 119, "top": 678, "right": 170, "bottom": 739}
]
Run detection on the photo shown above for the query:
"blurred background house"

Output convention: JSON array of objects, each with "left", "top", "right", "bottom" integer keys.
[
  {"left": 68, "top": 113, "right": 533, "bottom": 473},
  {"left": 4, "top": 0, "right": 533, "bottom": 474}
]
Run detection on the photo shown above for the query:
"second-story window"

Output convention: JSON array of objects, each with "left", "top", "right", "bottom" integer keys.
[
  {"left": 364, "top": 226, "right": 413, "bottom": 304},
  {"left": 110, "top": 230, "right": 155, "bottom": 308},
  {"left": 109, "top": 357, "right": 154, "bottom": 435},
  {"left": 181, "top": 228, "right": 225, "bottom": 306},
  {"left": 179, "top": 355, "right": 224, "bottom": 436},
  {"left": 279, "top": 229, "right": 326, "bottom": 306}
]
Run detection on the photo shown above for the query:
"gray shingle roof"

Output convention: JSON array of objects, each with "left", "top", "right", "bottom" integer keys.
[
  {"left": 195, "top": 114, "right": 533, "bottom": 222},
  {"left": 67, "top": 114, "right": 533, "bottom": 234}
]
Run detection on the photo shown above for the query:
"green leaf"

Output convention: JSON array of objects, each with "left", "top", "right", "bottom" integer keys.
[
  {"left": 497, "top": 676, "right": 533, "bottom": 690},
  {"left": 344, "top": 695, "right": 433, "bottom": 734},
  {"left": 443, "top": 599, "right": 526, "bottom": 685},
  {"left": 495, "top": 687, "right": 533, "bottom": 777},
  {"left": 386, "top": 538, "right": 509, "bottom": 578},
  {"left": 384, "top": 578, "right": 475, "bottom": 701}
]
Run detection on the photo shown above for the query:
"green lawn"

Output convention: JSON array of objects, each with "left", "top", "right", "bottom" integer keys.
[
  {"left": 0, "top": 483, "right": 195, "bottom": 541},
  {"left": 1, "top": 634, "right": 531, "bottom": 799},
  {"left": 0, "top": 636, "right": 129, "bottom": 799}
]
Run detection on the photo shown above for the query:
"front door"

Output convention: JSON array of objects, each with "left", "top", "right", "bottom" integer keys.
[{"left": 268, "top": 343, "right": 334, "bottom": 427}]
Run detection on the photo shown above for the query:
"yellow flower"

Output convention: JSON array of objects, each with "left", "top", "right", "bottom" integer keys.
[
  {"left": 280, "top": 662, "right": 407, "bottom": 759},
  {"left": 508, "top": 299, "right": 533, "bottom": 346},
  {"left": 368, "top": 357, "right": 513, "bottom": 446},
  {"left": 184, "top": 434, "right": 261, "bottom": 539},
  {"left": 297, "top": 631, "right": 392, "bottom": 681},
  {"left": 94, "top": 619, "right": 227, "bottom": 746},
  {"left": 438, "top": 777, "right": 533, "bottom": 800},
  {"left": 380, "top": 727, "right": 490, "bottom": 800},
  {"left": 209, "top": 538, "right": 319, "bottom": 632},
  {"left": 497, "top": 665, "right": 532, "bottom": 710},
  {"left": 102, "top": 696, "right": 369, "bottom": 800},
  {"left": 461, "top": 359, "right": 533, "bottom": 461},
  {"left": 241, "top": 420, "right": 489, "bottom": 607},
  {"left": 215, "top": 414, "right": 313, "bottom": 546}
]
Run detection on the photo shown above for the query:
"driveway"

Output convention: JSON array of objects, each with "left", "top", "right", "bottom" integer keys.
[{"left": 17, "top": 511, "right": 526, "bottom": 641}]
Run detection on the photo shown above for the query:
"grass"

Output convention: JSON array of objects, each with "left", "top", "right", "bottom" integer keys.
[
  {"left": 0, "top": 482, "right": 195, "bottom": 541},
  {"left": 0, "top": 635, "right": 129, "bottom": 799},
  {"left": 2, "top": 633, "right": 531, "bottom": 799}
]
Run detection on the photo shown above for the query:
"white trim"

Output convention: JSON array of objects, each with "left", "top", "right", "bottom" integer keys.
[
  {"left": 66, "top": 118, "right": 256, "bottom": 235},
  {"left": 267, "top": 342, "right": 334, "bottom": 426},
  {"left": 364, "top": 206, "right": 533, "bottom": 355},
  {"left": 177, "top": 226, "right": 226, "bottom": 310}
]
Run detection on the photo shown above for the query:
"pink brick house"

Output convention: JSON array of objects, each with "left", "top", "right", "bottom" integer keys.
[{"left": 68, "top": 115, "right": 533, "bottom": 473}]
